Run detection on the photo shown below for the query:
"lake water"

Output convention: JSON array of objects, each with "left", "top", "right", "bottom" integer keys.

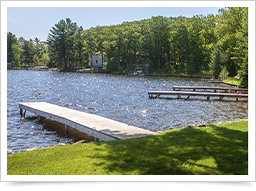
[{"left": 7, "top": 70, "right": 248, "bottom": 154}]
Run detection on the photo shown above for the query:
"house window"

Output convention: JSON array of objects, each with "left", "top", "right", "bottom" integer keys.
[{"left": 96, "top": 60, "right": 98, "bottom": 64}]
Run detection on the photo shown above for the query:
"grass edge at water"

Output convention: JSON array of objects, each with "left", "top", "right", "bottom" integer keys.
[{"left": 7, "top": 120, "right": 248, "bottom": 175}]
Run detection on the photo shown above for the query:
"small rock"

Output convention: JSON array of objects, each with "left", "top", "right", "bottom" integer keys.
[
  {"left": 73, "top": 140, "right": 86, "bottom": 145},
  {"left": 188, "top": 124, "right": 196, "bottom": 128},
  {"left": 26, "top": 148, "right": 37, "bottom": 151}
]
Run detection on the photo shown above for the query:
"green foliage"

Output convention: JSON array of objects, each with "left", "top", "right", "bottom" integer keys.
[
  {"left": 33, "top": 54, "right": 40, "bottom": 66},
  {"left": 238, "top": 62, "right": 248, "bottom": 88},
  {"left": 209, "top": 44, "right": 222, "bottom": 78},
  {"left": 7, "top": 33, "right": 50, "bottom": 68},
  {"left": 21, "top": 39, "right": 35, "bottom": 66},
  {"left": 47, "top": 18, "right": 79, "bottom": 71},
  {"left": 7, "top": 120, "right": 248, "bottom": 175},
  {"left": 41, "top": 53, "right": 50, "bottom": 66},
  {"left": 11, "top": 43, "right": 23, "bottom": 68},
  {"left": 220, "top": 66, "right": 229, "bottom": 80},
  {"left": 7, "top": 32, "right": 19, "bottom": 63},
  {"left": 210, "top": 7, "right": 248, "bottom": 83}
]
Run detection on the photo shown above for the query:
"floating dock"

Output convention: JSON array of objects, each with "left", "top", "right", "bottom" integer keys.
[
  {"left": 148, "top": 90, "right": 248, "bottom": 101},
  {"left": 172, "top": 86, "right": 248, "bottom": 93},
  {"left": 19, "top": 102, "right": 157, "bottom": 141}
]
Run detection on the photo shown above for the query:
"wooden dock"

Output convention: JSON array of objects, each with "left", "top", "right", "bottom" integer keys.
[
  {"left": 19, "top": 102, "right": 157, "bottom": 141},
  {"left": 148, "top": 90, "right": 248, "bottom": 101},
  {"left": 172, "top": 86, "right": 248, "bottom": 93}
]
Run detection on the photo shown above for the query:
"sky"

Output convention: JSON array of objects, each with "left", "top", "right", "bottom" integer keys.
[{"left": 7, "top": 5, "right": 223, "bottom": 42}]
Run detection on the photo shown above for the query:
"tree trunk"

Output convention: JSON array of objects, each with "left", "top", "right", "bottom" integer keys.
[{"left": 64, "top": 55, "right": 68, "bottom": 71}]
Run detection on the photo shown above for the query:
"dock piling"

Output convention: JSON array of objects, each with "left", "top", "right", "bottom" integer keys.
[
  {"left": 65, "top": 124, "right": 69, "bottom": 137},
  {"left": 20, "top": 109, "right": 26, "bottom": 117}
]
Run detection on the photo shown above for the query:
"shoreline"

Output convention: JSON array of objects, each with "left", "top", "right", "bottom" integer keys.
[
  {"left": 7, "top": 120, "right": 248, "bottom": 175},
  {"left": 8, "top": 69, "right": 241, "bottom": 87},
  {"left": 7, "top": 118, "right": 248, "bottom": 155},
  {"left": 9, "top": 69, "right": 242, "bottom": 87}
]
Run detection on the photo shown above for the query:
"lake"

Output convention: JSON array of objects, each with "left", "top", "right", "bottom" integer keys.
[{"left": 7, "top": 70, "right": 248, "bottom": 154}]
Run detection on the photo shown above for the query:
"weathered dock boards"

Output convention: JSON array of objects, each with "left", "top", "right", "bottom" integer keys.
[
  {"left": 19, "top": 102, "right": 157, "bottom": 141},
  {"left": 148, "top": 90, "right": 248, "bottom": 101},
  {"left": 172, "top": 86, "right": 248, "bottom": 93}
]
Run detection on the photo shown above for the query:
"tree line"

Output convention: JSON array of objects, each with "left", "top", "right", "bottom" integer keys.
[
  {"left": 7, "top": 35, "right": 50, "bottom": 68},
  {"left": 7, "top": 7, "right": 248, "bottom": 87}
]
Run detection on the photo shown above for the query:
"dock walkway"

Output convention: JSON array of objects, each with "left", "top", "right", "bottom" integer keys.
[
  {"left": 148, "top": 90, "right": 248, "bottom": 101},
  {"left": 19, "top": 102, "right": 157, "bottom": 141},
  {"left": 172, "top": 86, "right": 248, "bottom": 93}
]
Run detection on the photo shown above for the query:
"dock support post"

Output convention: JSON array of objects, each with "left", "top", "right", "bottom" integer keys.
[
  {"left": 207, "top": 96, "right": 210, "bottom": 101},
  {"left": 37, "top": 116, "right": 43, "bottom": 123},
  {"left": 20, "top": 109, "right": 26, "bottom": 117},
  {"left": 92, "top": 127, "right": 97, "bottom": 142},
  {"left": 65, "top": 125, "right": 69, "bottom": 137}
]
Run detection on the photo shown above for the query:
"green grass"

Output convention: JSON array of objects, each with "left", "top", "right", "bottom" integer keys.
[
  {"left": 223, "top": 77, "right": 241, "bottom": 86},
  {"left": 154, "top": 69, "right": 211, "bottom": 78},
  {"left": 7, "top": 120, "right": 248, "bottom": 175}
]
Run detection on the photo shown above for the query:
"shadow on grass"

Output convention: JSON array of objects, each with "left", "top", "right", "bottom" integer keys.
[{"left": 91, "top": 125, "right": 248, "bottom": 175}]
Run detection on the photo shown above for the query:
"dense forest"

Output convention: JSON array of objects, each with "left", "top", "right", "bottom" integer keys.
[{"left": 7, "top": 7, "right": 248, "bottom": 87}]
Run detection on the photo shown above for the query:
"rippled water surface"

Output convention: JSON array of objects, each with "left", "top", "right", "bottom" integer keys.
[{"left": 7, "top": 70, "right": 248, "bottom": 154}]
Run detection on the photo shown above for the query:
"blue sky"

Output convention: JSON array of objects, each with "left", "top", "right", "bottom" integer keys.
[{"left": 7, "top": 6, "right": 223, "bottom": 42}]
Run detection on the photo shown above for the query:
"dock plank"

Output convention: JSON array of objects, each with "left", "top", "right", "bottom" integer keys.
[
  {"left": 148, "top": 90, "right": 248, "bottom": 101},
  {"left": 173, "top": 86, "right": 248, "bottom": 92},
  {"left": 19, "top": 102, "right": 157, "bottom": 141}
]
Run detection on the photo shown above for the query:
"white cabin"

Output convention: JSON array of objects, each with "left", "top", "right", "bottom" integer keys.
[{"left": 88, "top": 51, "right": 107, "bottom": 67}]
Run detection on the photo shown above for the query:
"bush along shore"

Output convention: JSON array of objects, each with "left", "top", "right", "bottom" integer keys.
[{"left": 7, "top": 120, "right": 248, "bottom": 175}]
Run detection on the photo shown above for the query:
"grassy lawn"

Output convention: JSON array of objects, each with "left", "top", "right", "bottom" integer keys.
[
  {"left": 223, "top": 77, "right": 241, "bottom": 86},
  {"left": 7, "top": 120, "right": 248, "bottom": 175}
]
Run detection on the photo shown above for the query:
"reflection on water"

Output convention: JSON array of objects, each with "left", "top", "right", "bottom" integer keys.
[{"left": 7, "top": 70, "right": 248, "bottom": 154}]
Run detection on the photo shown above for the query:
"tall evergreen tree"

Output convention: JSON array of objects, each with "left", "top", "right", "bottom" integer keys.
[
  {"left": 7, "top": 32, "right": 18, "bottom": 64},
  {"left": 47, "top": 18, "right": 77, "bottom": 71}
]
